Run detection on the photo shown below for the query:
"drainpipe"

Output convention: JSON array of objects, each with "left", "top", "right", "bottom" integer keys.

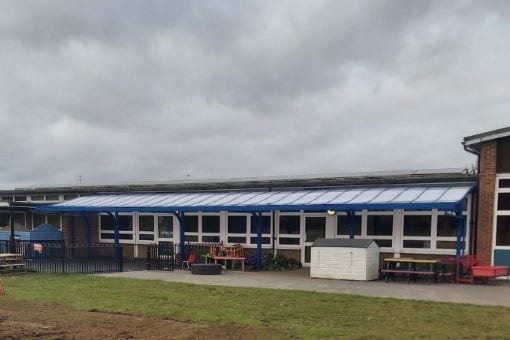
[{"left": 463, "top": 143, "right": 480, "bottom": 255}]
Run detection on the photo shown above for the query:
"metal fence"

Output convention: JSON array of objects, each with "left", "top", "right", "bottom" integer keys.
[
  {"left": 0, "top": 240, "right": 123, "bottom": 274},
  {"left": 146, "top": 242, "right": 220, "bottom": 271}
]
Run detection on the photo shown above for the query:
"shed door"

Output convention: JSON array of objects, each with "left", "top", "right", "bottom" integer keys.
[{"left": 303, "top": 216, "right": 326, "bottom": 266}]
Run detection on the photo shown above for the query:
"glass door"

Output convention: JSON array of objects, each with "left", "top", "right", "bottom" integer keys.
[
  {"left": 303, "top": 216, "right": 326, "bottom": 266},
  {"left": 157, "top": 215, "right": 174, "bottom": 243}
]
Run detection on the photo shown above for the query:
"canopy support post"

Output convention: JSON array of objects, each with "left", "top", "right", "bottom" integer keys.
[
  {"left": 456, "top": 209, "right": 465, "bottom": 257},
  {"left": 252, "top": 212, "right": 263, "bottom": 271},
  {"left": 9, "top": 208, "right": 15, "bottom": 253},
  {"left": 348, "top": 211, "right": 355, "bottom": 240},
  {"left": 80, "top": 213, "right": 92, "bottom": 245},
  {"left": 178, "top": 211, "right": 185, "bottom": 263}
]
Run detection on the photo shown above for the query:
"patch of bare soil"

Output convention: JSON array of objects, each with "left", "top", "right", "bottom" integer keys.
[{"left": 0, "top": 299, "right": 277, "bottom": 339}]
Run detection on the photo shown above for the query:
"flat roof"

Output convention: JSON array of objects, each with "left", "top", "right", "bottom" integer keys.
[
  {"left": 37, "top": 183, "right": 474, "bottom": 214},
  {"left": 463, "top": 127, "right": 510, "bottom": 148},
  {"left": 3, "top": 168, "right": 473, "bottom": 195}
]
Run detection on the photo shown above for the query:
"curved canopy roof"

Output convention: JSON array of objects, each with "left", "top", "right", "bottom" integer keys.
[{"left": 37, "top": 184, "right": 474, "bottom": 213}]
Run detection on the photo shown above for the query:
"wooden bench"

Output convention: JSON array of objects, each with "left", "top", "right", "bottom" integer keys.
[
  {"left": 0, "top": 253, "right": 25, "bottom": 274},
  {"left": 212, "top": 244, "right": 246, "bottom": 271}
]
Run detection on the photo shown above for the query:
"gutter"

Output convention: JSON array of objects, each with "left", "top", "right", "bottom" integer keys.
[{"left": 463, "top": 142, "right": 480, "bottom": 255}]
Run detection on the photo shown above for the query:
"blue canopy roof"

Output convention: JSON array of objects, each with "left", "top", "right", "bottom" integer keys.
[{"left": 36, "top": 184, "right": 474, "bottom": 213}]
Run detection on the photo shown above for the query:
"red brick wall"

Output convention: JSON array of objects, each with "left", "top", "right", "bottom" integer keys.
[
  {"left": 476, "top": 141, "right": 497, "bottom": 265},
  {"left": 62, "top": 214, "right": 99, "bottom": 244}
]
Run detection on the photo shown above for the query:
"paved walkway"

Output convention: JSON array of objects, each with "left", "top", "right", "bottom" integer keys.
[{"left": 100, "top": 268, "right": 510, "bottom": 307}]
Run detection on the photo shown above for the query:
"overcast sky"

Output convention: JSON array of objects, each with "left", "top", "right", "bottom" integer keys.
[{"left": 0, "top": 0, "right": 509, "bottom": 188}]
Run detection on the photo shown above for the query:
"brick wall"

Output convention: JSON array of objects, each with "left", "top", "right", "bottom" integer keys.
[
  {"left": 62, "top": 214, "right": 99, "bottom": 244},
  {"left": 476, "top": 140, "right": 497, "bottom": 265}
]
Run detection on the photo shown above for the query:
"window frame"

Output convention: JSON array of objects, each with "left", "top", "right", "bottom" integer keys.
[
  {"left": 98, "top": 213, "right": 134, "bottom": 243},
  {"left": 277, "top": 213, "right": 302, "bottom": 248}
]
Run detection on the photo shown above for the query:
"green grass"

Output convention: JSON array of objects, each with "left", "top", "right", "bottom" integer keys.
[{"left": 3, "top": 273, "right": 510, "bottom": 339}]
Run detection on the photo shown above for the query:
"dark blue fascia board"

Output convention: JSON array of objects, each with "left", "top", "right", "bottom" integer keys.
[{"left": 36, "top": 201, "right": 465, "bottom": 214}]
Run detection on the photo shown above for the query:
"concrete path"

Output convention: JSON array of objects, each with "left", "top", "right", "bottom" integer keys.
[{"left": 99, "top": 268, "right": 510, "bottom": 307}]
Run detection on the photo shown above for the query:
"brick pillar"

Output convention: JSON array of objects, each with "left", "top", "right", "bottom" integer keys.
[{"left": 476, "top": 141, "right": 497, "bottom": 265}]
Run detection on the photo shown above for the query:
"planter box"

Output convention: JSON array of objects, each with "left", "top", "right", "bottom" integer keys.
[{"left": 472, "top": 266, "right": 508, "bottom": 278}]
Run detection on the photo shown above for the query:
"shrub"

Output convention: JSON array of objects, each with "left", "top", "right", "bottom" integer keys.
[{"left": 261, "top": 254, "right": 302, "bottom": 271}]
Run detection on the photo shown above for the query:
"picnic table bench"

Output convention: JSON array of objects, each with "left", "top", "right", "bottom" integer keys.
[
  {"left": 381, "top": 258, "right": 438, "bottom": 283},
  {"left": 212, "top": 244, "right": 246, "bottom": 271},
  {"left": 0, "top": 253, "right": 25, "bottom": 274}
]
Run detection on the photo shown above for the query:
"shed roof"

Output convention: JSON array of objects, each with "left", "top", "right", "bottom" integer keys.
[
  {"left": 463, "top": 127, "right": 510, "bottom": 150},
  {"left": 311, "top": 238, "right": 377, "bottom": 248},
  {"left": 36, "top": 183, "right": 474, "bottom": 213}
]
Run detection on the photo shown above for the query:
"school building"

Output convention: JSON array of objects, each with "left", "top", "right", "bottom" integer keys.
[{"left": 0, "top": 126, "right": 509, "bottom": 267}]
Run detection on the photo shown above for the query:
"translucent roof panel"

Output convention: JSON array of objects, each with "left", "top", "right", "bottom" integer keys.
[{"left": 38, "top": 184, "right": 475, "bottom": 213}]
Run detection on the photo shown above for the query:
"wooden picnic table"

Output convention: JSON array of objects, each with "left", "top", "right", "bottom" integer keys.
[
  {"left": 381, "top": 257, "right": 438, "bottom": 283},
  {"left": 0, "top": 253, "right": 25, "bottom": 274}
]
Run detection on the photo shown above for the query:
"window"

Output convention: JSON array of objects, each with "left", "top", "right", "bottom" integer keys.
[
  {"left": 337, "top": 214, "right": 362, "bottom": 236},
  {"left": 33, "top": 213, "right": 46, "bottom": 228},
  {"left": 45, "top": 194, "right": 60, "bottom": 201},
  {"left": 498, "top": 193, "right": 510, "bottom": 211},
  {"left": 500, "top": 179, "right": 510, "bottom": 188},
  {"left": 367, "top": 215, "right": 393, "bottom": 236},
  {"left": 99, "top": 214, "right": 133, "bottom": 241},
  {"left": 139, "top": 215, "right": 155, "bottom": 241},
  {"left": 47, "top": 214, "right": 61, "bottom": 229},
  {"left": 158, "top": 216, "right": 173, "bottom": 239},
  {"left": 14, "top": 196, "right": 27, "bottom": 202},
  {"left": 250, "top": 214, "right": 272, "bottom": 245},
  {"left": 0, "top": 212, "right": 27, "bottom": 231},
  {"left": 496, "top": 216, "right": 510, "bottom": 246},
  {"left": 278, "top": 215, "right": 300, "bottom": 246},
  {"left": 31, "top": 195, "right": 44, "bottom": 201},
  {"left": 202, "top": 215, "right": 220, "bottom": 243},
  {"left": 184, "top": 215, "right": 199, "bottom": 242},
  {"left": 403, "top": 216, "right": 431, "bottom": 236},
  {"left": 367, "top": 214, "right": 393, "bottom": 248},
  {"left": 227, "top": 215, "right": 248, "bottom": 244},
  {"left": 64, "top": 194, "right": 79, "bottom": 200},
  {"left": 305, "top": 217, "right": 325, "bottom": 242},
  {"left": 437, "top": 215, "right": 456, "bottom": 237}
]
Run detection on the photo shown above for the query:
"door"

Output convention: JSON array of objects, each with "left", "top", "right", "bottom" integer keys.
[
  {"left": 303, "top": 216, "right": 326, "bottom": 266},
  {"left": 156, "top": 215, "right": 174, "bottom": 243}
]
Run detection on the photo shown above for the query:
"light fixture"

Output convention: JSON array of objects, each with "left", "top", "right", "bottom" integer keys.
[{"left": 327, "top": 210, "right": 336, "bottom": 216}]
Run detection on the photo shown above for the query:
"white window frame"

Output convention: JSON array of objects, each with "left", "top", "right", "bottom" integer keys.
[
  {"left": 137, "top": 214, "right": 157, "bottom": 244},
  {"left": 493, "top": 174, "right": 510, "bottom": 254},
  {"left": 276, "top": 212, "right": 302, "bottom": 249},
  {"left": 360, "top": 210, "right": 395, "bottom": 252},
  {"left": 247, "top": 213, "right": 273, "bottom": 248},
  {"left": 183, "top": 213, "right": 200, "bottom": 243},
  {"left": 200, "top": 213, "right": 221, "bottom": 243},
  {"left": 156, "top": 214, "right": 175, "bottom": 242},
  {"left": 335, "top": 211, "right": 363, "bottom": 238},
  {"left": 98, "top": 213, "right": 134, "bottom": 244},
  {"left": 226, "top": 213, "right": 249, "bottom": 245}
]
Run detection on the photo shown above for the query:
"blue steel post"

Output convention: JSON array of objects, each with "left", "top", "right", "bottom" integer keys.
[
  {"left": 179, "top": 211, "right": 185, "bottom": 263},
  {"left": 253, "top": 212, "right": 262, "bottom": 271},
  {"left": 81, "top": 213, "right": 92, "bottom": 245},
  {"left": 348, "top": 211, "right": 355, "bottom": 240},
  {"left": 9, "top": 208, "right": 15, "bottom": 253},
  {"left": 455, "top": 210, "right": 465, "bottom": 257},
  {"left": 113, "top": 212, "right": 121, "bottom": 267}
]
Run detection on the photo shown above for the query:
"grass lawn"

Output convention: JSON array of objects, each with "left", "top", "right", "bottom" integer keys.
[{"left": 2, "top": 273, "right": 510, "bottom": 339}]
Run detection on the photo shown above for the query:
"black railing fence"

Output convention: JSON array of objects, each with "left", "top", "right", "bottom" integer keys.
[
  {"left": 146, "top": 242, "right": 220, "bottom": 271},
  {"left": 0, "top": 240, "right": 123, "bottom": 274}
]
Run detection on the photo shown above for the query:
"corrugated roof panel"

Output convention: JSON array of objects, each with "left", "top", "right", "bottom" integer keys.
[
  {"left": 309, "top": 190, "right": 345, "bottom": 204},
  {"left": 328, "top": 190, "right": 365, "bottom": 204},
  {"left": 369, "top": 188, "right": 404, "bottom": 203},
  {"left": 393, "top": 188, "right": 426, "bottom": 203},
  {"left": 37, "top": 183, "right": 475, "bottom": 213},
  {"left": 414, "top": 188, "right": 447, "bottom": 203}
]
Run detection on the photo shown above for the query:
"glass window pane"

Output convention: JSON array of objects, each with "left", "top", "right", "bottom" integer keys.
[
  {"left": 305, "top": 246, "right": 311, "bottom": 263},
  {"left": 101, "top": 233, "right": 114, "bottom": 239},
  {"left": 158, "top": 216, "right": 173, "bottom": 239},
  {"left": 100, "top": 215, "right": 114, "bottom": 230},
  {"left": 228, "top": 216, "right": 247, "bottom": 234},
  {"left": 403, "top": 215, "right": 431, "bottom": 236},
  {"left": 202, "top": 216, "right": 220, "bottom": 233},
  {"left": 185, "top": 235, "right": 198, "bottom": 242},
  {"left": 47, "top": 214, "right": 61, "bottom": 228},
  {"left": 279, "top": 237, "right": 300, "bottom": 245},
  {"left": 0, "top": 212, "right": 10, "bottom": 228},
  {"left": 498, "top": 193, "right": 510, "bottom": 211},
  {"left": 13, "top": 213, "right": 26, "bottom": 230},
  {"left": 367, "top": 215, "right": 393, "bottom": 236},
  {"left": 63, "top": 194, "right": 79, "bottom": 200},
  {"left": 250, "top": 237, "right": 271, "bottom": 244},
  {"left": 374, "top": 239, "right": 392, "bottom": 247},
  {"left": 184, "top": 216, "right": 198, "bottom": 233},
  {"left": 119, "top": 233, "right": 133, "bottom": 240},
  {"left": 33, "top": 213, "right": 46, "bottom": 227},
  {"left": 118, "top": 216, "right": 133, "bottom": 231},
  {"left": 139, "top": 234, "right": 155, "bottom": 241},
  {"left": 279, "top": 215, "right": 300, "bottom": 235},
  {"left": 436, "top": 241, "right": 456, "bottom": 249},
  {"left": 337, "top": 215, "right": 362, "bottom": 235},
  {"left": 496, "top": 216, "right": 510, "bottom": 246},
  {"left": 305, "top": 217, "right": 325, "bottom": 242},
  {"left": 250, "top": 215, "right": 271, "bottom": 234},
  {"left": 14, "top": 196, "right": 27, "bottom": 202},
  {"left": 499, "top": 179, "right": 510, "bottom": 188},
  {"left": 31, "top": 195, "right": 44, "bottom": 201},
  {"left": 403, "top": 240, "right": 431, "bottom": 248},
  {"left": 202, "top": 235, "right": 220, "bottom": 243},
  {"left": 228, "top": 236, "right": 247, "bottom": 244},
  {"left": 45, "top": 194, "right": 60, "bottom": 201},
  {"left": 437, "top": 215, "right": 457, "bottom": 237},
  {"left": 139, "top": 215, "right": 155, "bottom": 232}
]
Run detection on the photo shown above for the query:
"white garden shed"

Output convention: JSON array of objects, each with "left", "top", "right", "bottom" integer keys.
[{"left": 310, "top": 239, "right": 380, "bottom": 281}]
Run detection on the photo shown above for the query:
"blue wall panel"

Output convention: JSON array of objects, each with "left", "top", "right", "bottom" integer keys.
[{"left": 494, "top": 249, "right": 510, "bottom": 266}]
